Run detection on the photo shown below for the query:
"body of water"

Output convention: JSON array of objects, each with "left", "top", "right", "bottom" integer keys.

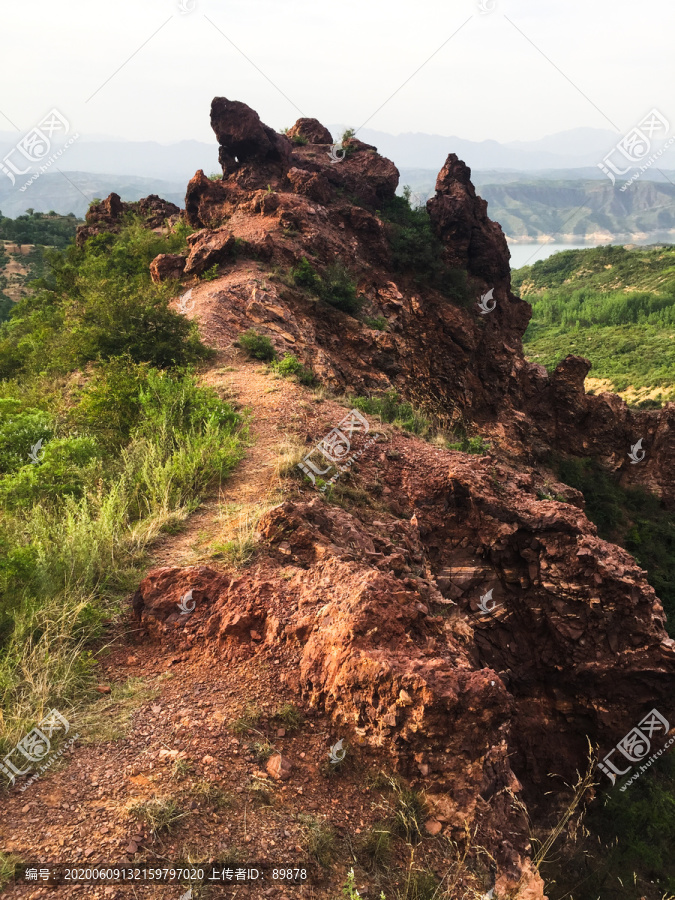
[
  {"left": 507, "top": 242, "right": 607, "bottom": 269},
  {"left": 507, "top": 238, "right": 675, "bottom": 270}
]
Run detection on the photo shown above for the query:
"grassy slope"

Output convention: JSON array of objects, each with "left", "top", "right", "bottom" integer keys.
[
  {"left": 0, "top": 215, "right": 246, "bottom": 752},
  {"left": 514, "top": 244, "right": 675, "bottom": 404}
]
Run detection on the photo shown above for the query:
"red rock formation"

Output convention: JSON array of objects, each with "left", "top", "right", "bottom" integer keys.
[
  {"left": 123, "top": 98, "right": 675, "bottom": 899},
  {"left": 76, "top": 192, "right": 180, "bottom": 247},
  {"left": 210, "top": 96, "right": 292, "bottom": 188}
]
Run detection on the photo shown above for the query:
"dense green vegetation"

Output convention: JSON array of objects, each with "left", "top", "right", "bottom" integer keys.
[
  {"left": 0, "top": 215, "right": 245, "bottom": 754},
  {"left": 543, "top": 752, "right": 675, "bottom": 900},
  {"left": 349, "top": 390, "right": 431, "bottom": 436},
  {"left": 0, "top": 244, "right": 10, "bottom": 321},
  {"left": 290, "top": 257, "right": 361, "bottom": 314},
  {"left": 555, "top": 456, "right": 675, "bottom": 628},
  {"left": 0, "top": 209, "right": 80, "bottom": 249},
  {"left": 379, "top": 187, "right": 471, "bottom": 304},
  {"left": 515, "top": 244, "right": 675, "bottom": 403}
]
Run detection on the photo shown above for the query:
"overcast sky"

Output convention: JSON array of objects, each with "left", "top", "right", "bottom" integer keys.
[{"left": 1, "top": 0, "right": 673, "bottom": 145}]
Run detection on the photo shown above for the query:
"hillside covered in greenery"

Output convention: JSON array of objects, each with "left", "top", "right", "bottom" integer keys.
[
  {"left": 0, "top": 211, "right": 82, "bottom": 322},
  {"left": 514, "top": 243, "right": 675, "bottom": 405},
  {"left": 0, "top": 213, "right": 246, "bottom": 753},
  {"left": 0, "top": 209, "right": 80, "bottom": 249}
]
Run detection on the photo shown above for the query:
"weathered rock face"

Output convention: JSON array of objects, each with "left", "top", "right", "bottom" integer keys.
[
  {"left": 427, "top": 153, "right": 512, "bottom": 285},
  {"left": 185, "top": 169, "right": 234, "bottom": 229},
  {"left": 131, "top": 436, "right": 674, "bottom": 899},
  {"left": 86, "top": 100, "right": 672, "bottom": 507},
  {"left": 183, "top": 226, "right": 235, "bottom": 277}
]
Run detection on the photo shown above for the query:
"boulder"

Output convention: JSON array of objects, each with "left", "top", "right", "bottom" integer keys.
[
  {"left": 210, "top": 96, "right": 292, "bottom": 181},
  {"left": 149, "top": 253, "right": 186, "bottom": 283},
  {"left": 287, "top": 118, "right": 333, "bottom": 145},
  {"left": 183, "top": 226, "right": 235, "bottom": 277}
]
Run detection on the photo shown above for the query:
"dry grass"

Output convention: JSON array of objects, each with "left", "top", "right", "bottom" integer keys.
[
  {"left": 275, "top": 435, "right": 307, "bottom": 480},
  {"left": 128, "top": 795, "right": 189, "bottom": 835},
  {"left": 210, "top": 499, "right": 279, "bottom": 567},
  {"left": 79, "top": 677, "right": 160, "bottom": 744}
]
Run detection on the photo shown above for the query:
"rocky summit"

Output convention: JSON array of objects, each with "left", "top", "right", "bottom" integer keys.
[{"left": 42, "top": 97, "right": 674, "bottom": 899}]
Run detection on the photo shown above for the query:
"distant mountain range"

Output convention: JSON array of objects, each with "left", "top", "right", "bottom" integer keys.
[
  {"left": 1, "top": 125, "right": 674, "bottom": 241},
  {"left": 5, "top": 123, "right": 673, "bottom": 180}
]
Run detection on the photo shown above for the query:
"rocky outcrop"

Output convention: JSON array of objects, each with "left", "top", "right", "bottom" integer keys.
[
  {"left": 123, "top": 96, "right": 675, "bottom": 900},
  {"left": 427, "top": 153, "right": 512, "bottom": 285},
  {"left": 183, "top": 226, "right": 235, "bottom": 277},
  {"left": 76, "top": 192, "right": 180, "bottom": 247},
  {"left": 210, "top": 96, "right": 292, "bottom": 187},
  {"left": 132, "top": 435, "right": 675, "bottom": 898}
]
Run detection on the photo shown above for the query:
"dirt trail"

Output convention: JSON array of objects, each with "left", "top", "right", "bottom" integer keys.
[
  {"left": 149, "top": 349, "right": 310, "bottom": 569},
  {"left": 1, "top": 354, "right": 377, "bottom": 900}
]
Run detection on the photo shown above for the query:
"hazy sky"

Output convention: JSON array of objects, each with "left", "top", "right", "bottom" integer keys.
[{"left": 1, "top": 0, "right": 673, "bottom": 145}]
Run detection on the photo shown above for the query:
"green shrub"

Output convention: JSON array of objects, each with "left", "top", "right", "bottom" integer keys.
[
  {"left": 200, "top": 263, "right": 219, "bottom": 281},
  {"left": 72, "top": 358, "right": 150, "bottom": 448},
  {"left": 319, "top": 262, "right": 361, "bottom": 314},
  {"left": 363, "top": 316, "right": 388, "bottom": 331},
  {"left": 350, "top": 390, "right": 430, "bottom": 436},
  {"left": 0, "top": 218, "right": 205, "bottom": 381},
  {"left": 271, "top": 353, "right": 316, "bottom": 385},
  {"left": 237, "top": 329, "right": 277, "bottom": 362},
  {"left": 291, "top": 134, "right": 308, "bottom": 146},
  {"left": 446, "top": 435, "right": 490, "bottom": 454},
  {"left": 291, "top": 257, "right": 320, "bottom": 291},
  {"left": 291, "top": 257, "right": 361, "bottom": 315},
  {"left": 0, "top": 436, "right": 102, "bottom": 509},
  {"left": 0, "top": 401, "right": 52, "bottom": 474},
  {"left": 380, "top": 188, "right": 471, "bottom": 304}
]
